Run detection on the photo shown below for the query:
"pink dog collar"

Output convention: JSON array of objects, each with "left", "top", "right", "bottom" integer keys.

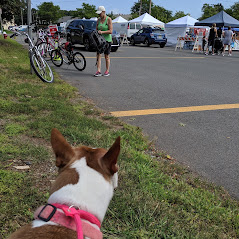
[{"left": 34, "top": 203, "right": 102, "bottom": 239}]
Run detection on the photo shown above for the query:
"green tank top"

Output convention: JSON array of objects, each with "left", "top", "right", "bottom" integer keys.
[{"left": 97, "top": 16, "right": 112, "bottom": 43}]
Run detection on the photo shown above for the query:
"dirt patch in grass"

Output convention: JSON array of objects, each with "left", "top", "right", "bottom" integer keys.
[{"left": 2, "top": 134, "right": 57, "bottom": 195}]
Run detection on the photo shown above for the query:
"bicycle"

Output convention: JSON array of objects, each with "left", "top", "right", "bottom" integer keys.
[
  {"left": 50, "top": 42, "right": 86, "bottom": 71},
  {"left": 36, "top": 30, "right": 61, "bottom": 60},
  {"left": 10, "top": 25, "right": 54, "bottom": 83}
]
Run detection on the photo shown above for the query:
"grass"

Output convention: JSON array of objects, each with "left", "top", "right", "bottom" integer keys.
[{"left": 1, "top": 35, "right": 239, "bottom": 238}]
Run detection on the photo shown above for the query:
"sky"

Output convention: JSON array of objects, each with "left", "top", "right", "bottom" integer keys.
[{"left": 31, "top": 0, "right": 237, "bottom": 19}]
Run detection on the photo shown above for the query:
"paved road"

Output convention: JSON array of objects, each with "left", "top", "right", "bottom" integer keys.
[{"left": 28, "top": 41, "right": 239, "bottom": 199}]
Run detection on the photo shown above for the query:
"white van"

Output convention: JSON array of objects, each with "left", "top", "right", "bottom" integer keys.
[{"left": 113, "top": 22, "right": 142, "bottom": 39}]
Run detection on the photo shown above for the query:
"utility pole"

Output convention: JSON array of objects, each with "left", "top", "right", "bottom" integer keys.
[
  {"left": 27, "top": 0, "right": 32, "bottom": 39},
  {"left": 27, "top": 0, "right": 33, "bottom": 73},
  {"left": 0, "top": 8, "right": 3, "bottom": 34},
  {"left": 21, "top": 8, "right": 23, "bottom": 25},
  {"left": 139, "top": 0, "right": 142, "bottom": 16},
  {"left": 149, "top": 0, "right": 152, "bottom": 15}
]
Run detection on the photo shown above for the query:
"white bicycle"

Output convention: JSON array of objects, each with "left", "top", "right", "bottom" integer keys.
[{"left": 10, "top": 26, "right": 54, "bottom": 83}]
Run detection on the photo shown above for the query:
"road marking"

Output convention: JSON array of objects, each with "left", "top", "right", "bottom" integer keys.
[
  {"left": 85, "top": 56, "right": 205, "bottom": 59},
  {"left": 111, "top": 104, "right": 239, "bottom": 117}
]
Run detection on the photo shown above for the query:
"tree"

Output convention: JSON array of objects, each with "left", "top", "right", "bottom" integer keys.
[
  {"left": 67, "top": 10, "right": 78, "bottom": 17},
  {"left": 107, "top": 11, "right": 114, "bottom": 20},
  {"left": 225, "top": 2, "right": 239, "bottom": 20},
  {"left": 74, "top": 3, "right": 97, "bottom": 19},
  {"left": 37, "top": 1, "right": 61, "bottom": 24},
  {"left": 0, "top": 0, "right": 26, "bottom": 23},
  {"left": 131, "top": 0, "right": 153, "bottom": 16},
  {"left": 59, "top": 10, "right": 71, "bottom": 17},
  {"left": 151, "top": 5, "right": 173, "bottom": 23},
  {"left": 173, "top": 11, "right": 188, "bottom": 20},
  {"left": 199, "top": 3, "right": 224, "bottom": 20},
  {"left": 15, "top": 2, "right": 28, "bottom": 25},
  {"left": 130, "top": 0, "right": 173, "bottom": 22}
]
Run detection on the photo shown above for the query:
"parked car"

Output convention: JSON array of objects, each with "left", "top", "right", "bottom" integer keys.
[
  {"left": 130, "top": 27, "right": 167, "bottom": 48},
  {"left": 8, "top": 26, "right": 15, "bottom": 31},
  {"left": 8, "top": 25, "right": 18, "bottom": 31},
  {"left": 66, "top": 19, "right": 121, "bottom": 52},
  {"left": 17, "top": 25, "right": 28, "bottom": 31}
]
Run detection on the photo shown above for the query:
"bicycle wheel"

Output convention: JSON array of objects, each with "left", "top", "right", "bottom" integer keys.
[
  {"left": 73, "top": 52, "right": 86, "bottom": 71},
  {"left": 37, "top": 42, "right": 54, "bottom": 59},
  {"left": 30, "top": 52, "right": 54, "bottom": 83},
  {"left": 50, "top": 50, "right": 63, "bottom": 67},
  {"left": 61, "top": 49, "right": 71, "bottom": 64}
]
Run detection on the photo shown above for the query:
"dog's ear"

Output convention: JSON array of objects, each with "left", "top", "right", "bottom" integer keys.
[
  {"left": 51, "top": 128, "right": 75, "bottom": 168},
  {"left": 102, "top": 136, "right": 120, "bottom": 175}
]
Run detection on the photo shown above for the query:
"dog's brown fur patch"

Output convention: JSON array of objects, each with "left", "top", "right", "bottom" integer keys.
[
  {"left": 8, "top": 224, "right": 77, "bottom": 239},
  {"left": 75, "top": 146, "right": 111, "bottom": 180},
  {"left": 50, "top": 167, "right": 79, "bottom": 195}
]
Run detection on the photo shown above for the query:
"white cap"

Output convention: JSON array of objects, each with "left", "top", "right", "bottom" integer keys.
[{"left": 96, "top": 6, "right": 105, "bottom": 14}]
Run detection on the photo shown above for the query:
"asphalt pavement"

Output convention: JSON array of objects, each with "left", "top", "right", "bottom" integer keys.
[{"left": 14, "top": 36, "right": 239, "bottom": 199}]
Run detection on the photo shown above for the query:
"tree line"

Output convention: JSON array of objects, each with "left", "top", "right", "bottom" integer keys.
[{"left": 1, "top": 0, "right": 239, "bottom": 26}]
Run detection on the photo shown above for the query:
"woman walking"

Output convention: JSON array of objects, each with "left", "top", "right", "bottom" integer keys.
[
  {"left": 205, "top": 23, "right": 217, "bottom": 55},
  {"left": 222, "top": 26, "right": 233, "bottom": 56},
  {"left": 94, "top": 6, "right": 113, "bottom": 77}
]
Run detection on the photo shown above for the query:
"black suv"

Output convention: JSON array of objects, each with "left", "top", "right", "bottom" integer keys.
[{"left": 66, "top": 19, "right": 120, "bottom": 52}]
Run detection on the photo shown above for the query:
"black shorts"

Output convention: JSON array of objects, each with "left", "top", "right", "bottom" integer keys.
[
  {"left": 208, "top": 39, "right": 215, "bottom": 48},
  {"left": 104, "top": 42, "right": 111, "bottom": 55}
]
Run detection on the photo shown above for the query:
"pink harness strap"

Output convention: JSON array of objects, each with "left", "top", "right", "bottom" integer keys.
[{"left": 34, "top": 204, "right": 102, "bottom": 239}]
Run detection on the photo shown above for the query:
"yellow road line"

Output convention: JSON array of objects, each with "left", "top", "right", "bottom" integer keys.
[
  {"left": 111, "top": 104, "right": 239, "bottom": 117},
  {"left": 85, "top": 56, "right": 205, "bottom": 59}
]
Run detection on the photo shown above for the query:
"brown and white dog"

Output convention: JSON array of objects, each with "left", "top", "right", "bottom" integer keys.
[{"left": 9, "top": 128, "right": 120, "bottom": 239}]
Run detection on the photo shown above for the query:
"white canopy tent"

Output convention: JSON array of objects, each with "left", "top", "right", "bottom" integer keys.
[
  {"left": 129, "top": 13, "right": 164, "bottom": 28},
  {"left": 112, "top": 16, "right": 128, "bottom": 23},
  {"left": 112, "top": 16, "right": 128, "bottom": 36},
  {"left": 165, "top": 15, "right": 198, "bottom": 46}
]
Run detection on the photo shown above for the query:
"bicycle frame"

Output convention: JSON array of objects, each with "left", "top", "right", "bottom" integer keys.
[
  {"left": 10, "top": 25, "right": 54, "bottom": 83},
  {"left": 36, "top": 30, "right": 65, "bottom": 59},
  {"left": 37, "top": 30, "right": 63, "bottom": 48},
  {"left": 24, "top": 32, "right": 49, "bottom": 74},
  {"left": 59, "top": 45, "right": 73, "bottom": 64},
  {"left": 51, "top": 45, "right": 86, "bottom": 71}
]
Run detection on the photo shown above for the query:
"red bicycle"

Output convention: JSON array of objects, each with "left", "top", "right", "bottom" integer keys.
[{"left": 37, "top": 30, "right": 62, "bottom": 60}]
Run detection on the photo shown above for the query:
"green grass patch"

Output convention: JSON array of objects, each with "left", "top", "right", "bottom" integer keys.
[
  {"left": 1, "top": 36, "right": 239, "bottom": 239},
  {"left": 5, "top": 123, "right": 27, "bottom": 136},
  {"left": 0, "top": 170, "right": 47, "bottom": 236}
]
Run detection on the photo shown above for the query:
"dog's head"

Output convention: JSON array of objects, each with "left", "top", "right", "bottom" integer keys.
[{"left": 48, "top": 128, "right": 120, "bottom": 222}]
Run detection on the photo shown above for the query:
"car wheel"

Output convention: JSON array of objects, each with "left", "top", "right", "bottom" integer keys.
[
  {"left": 84, "top": 38, "right": 91, "bottom": 51},
  {"left": 160, "top": 44, "right": 165, "bottom": 48},
  {"left": 130, "top": 38, "right": 135, "bottom": 46},
  {"left": 144, "top": 38, "right": 150, "bottom": 47},
  {"left": 111, "top": 47, "right": 118, "bottom": 52}
]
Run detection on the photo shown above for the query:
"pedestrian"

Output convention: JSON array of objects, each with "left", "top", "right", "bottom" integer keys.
[
  {"left": 205, "top": 23, "right": 217, "bottom": 55},
  {"left": 202, "top": 36, "right": 206, "bottom": 53},
  {"left": 217, "top": 26, "right": 222, "bottom": 38},
  {"left": 94, "top": 6, "right": 113, "bottom": 77},
  {"left": 222, "top": 26, "right": 233, "bottom": 56}
]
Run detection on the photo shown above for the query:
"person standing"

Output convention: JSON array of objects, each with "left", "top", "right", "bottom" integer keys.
[
  {"left": 222, "top": 26, "right": 233, "bottom": 56},
  {"left": 205, "top": 23, "right": 217, "bottom": 55},
  {"left": 94, "top": 6, "right": 113, "bottom": 77},
  {"left": 217, "top": 26, "right": 222, "bottom": 38}
]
